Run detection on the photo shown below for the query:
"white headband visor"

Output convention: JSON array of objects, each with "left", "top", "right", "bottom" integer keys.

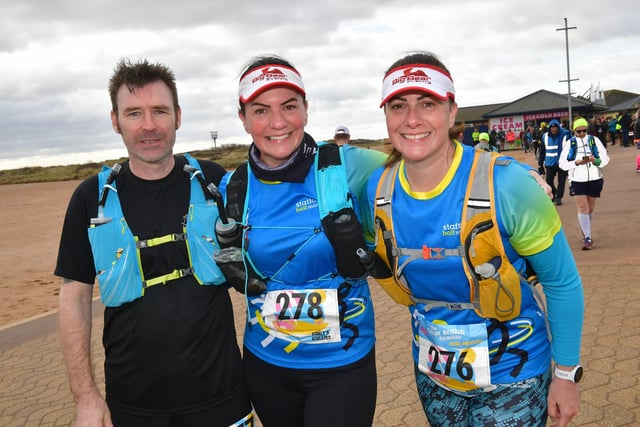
[
  {"left": 380, "top": 64, "right": 455, "bottom": 107},
  {"left": 239, "top": 64, "right": 305, "bottom": 104}
]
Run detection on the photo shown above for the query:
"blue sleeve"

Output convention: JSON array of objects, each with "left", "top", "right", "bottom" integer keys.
[
  {"left": 495, "top": 162, "right": 583, "bottom": 365},
  {"left": 526, "top": 231, "right": 584, "bottom": 366},
  {"left": 343, "top": 146, "right": 387, "bottom": 242},
  {"left": 363, "top": 167, "right": 385, "bottom": 249},
  {"left": 343, "top": 145, "right": 387, "bottom": 197},
  {"left": 499, "top": 155, "right": 535, "bottom": 172},
  {"left": 496, "top": 162, "right": 561, "bottom": 255}
]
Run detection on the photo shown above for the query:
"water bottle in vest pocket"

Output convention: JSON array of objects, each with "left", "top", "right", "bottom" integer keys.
[
  {"left": 462, "top": 211, "right": 522, "bottom": 321},
  {"left": 321, "top": 207, "right": 368, "bottom": 278},
  {"left": 185, "top": 203, "right": 226, "bottom": 285}
]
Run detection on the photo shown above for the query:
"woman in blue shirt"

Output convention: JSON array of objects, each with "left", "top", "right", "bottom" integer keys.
[
  {"left": 218, "top": 54, "right": 387, "bottom": 427},
  {"left": 365, "top": 51, "right": 584, "bottom": 427}
]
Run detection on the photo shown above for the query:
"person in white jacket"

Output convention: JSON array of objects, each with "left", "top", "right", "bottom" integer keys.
[{"left": 560, "top": 117, "right": 609, "bottom": 250}]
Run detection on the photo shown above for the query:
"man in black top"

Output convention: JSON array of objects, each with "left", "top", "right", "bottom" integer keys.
[
  {"left": 619, "top": 110, "right": 632, "bottom": 147},
  {"left": 55, "top": 59, "right": 252, "bottom": 426}
]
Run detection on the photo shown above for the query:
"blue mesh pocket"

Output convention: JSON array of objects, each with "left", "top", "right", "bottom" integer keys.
[
  {"left": 88, "top": 219, "right": 143, "bottom": 307},
  {"left": 186, "top": 203, "right": 226, "bottom": 285}
]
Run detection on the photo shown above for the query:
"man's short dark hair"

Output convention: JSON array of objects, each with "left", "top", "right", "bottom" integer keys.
[{"left": 108, "top": 58, "right": 179, "bottom": 113}]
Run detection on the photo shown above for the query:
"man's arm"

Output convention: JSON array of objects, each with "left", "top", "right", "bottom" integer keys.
[
  {"left": 538, "top": 141, "right": 546, "bottom": 166},
  {"left": 58, "top": 280, "right": 112, "bottom": 426}
]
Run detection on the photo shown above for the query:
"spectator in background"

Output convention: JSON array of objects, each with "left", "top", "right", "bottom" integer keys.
[
  {"left": 559, "top": 117, "right": 609, "bottom": 250},
  {"left": 590, "top": 117, "right": 602, "bottom": 147},
  {"left": 534, "top": 122, "right": 547, "bottom": 157},
  {"left": 497, "top": 127, "right": 506, "bottom": 151},
  {"left": 523, "top": 127, "right": 532, "bottom": 153},
  {"left": 506, "top": 129, "right": 516, "bottom": 148},
  {"left": 619, "top": 110, "right": 632, "bottom": 147},
  {"left": 450, "top": 123, "right": 472, "bottom": 146},
  {"left": 608, "top": 115, "right": 618, "bottom": 145},
  {"left": 475, "top": 132, "right": 492, "bottom": 151},
  {"left": 539, "top": 119, "right": 568, "bottom": 205},
  {"left": 635, "top": 110, "right": 640, "bottom": 172},
  {"left": 334, "top": 125, "right": 351, "bottom": 146},
  {"left": 489, "top": 128, "right": 498, "bottom": 150},
  {"left": 596, "top": 116, "right": 608, "bottom": 147},
  {"left": 471, "top": 126, "right": 480, "bottom": 145},
  {"left": 634, "top": 109, "right": 640, "bottom": 149},
  {"left": 587, "top": 117, "right": 596, "bottom": 136},
  {"left": 635, "top": 109, "right": 640, "bottom": 170},
  {"left": 518, "top": 129, "right": 525, "bottom": 146}
]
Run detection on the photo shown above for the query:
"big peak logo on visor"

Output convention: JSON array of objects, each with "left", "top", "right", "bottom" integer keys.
[
  {"left": 239, "top": 64, "right": 306, "bottom": 103},
  {"left": 380, "top": 64, "right": 455, "bottom": 107}
]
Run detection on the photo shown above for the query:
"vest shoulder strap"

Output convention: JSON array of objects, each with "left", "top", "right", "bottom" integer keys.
[
  {"left": 567, "top": 135, "right": 599, "bottom": 161},
  {"left": 315, "top": 142, "right": 352, "bottom": 217},
  {"left": 96, "top": 163, "right": 122, "bottom": 222},
  {"left": 462, "top": 151, "right": 494, "bottom": 220},
  {"left": 183, "top": 153, "right": 210, "bottom": 203},
  {"left": 226, "top": 143, "right": 348, "bottom": 222},
  {"left": 225, "top": 162, "right": 249, "bottom": 222},
  {"left": 589, "top": 135, "right": 600, "bottom": 158},
  {"left": 223, "top": 143, "right": 367, "bottom": 278},
  {"left": 374, "top": 153, "right": 504, "bottom": 278},
  {"left": 372, "top": 151, "right": 517, "bottom": 316}
]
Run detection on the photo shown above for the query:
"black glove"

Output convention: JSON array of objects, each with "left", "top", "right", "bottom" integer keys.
[
  {"left": 538, "top": 166, "right": 545, "bottom": 175},
  {"left": 213, "top": 247, "right": 266, "bottom": 295},
  {"left": 356, "top": 248, "right": 392, "bottom": 279}
]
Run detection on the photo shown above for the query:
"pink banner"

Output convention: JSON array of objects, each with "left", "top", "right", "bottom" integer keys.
[{"left": 524, "top": 111, "right": 569, "bottom": 120}]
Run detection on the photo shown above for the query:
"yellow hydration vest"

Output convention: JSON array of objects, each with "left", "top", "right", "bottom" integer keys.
[{"left": 373, "top": 150, "right": 525, "bottom": 321}]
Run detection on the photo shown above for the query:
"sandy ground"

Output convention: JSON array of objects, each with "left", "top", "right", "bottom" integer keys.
[
  {"left": 0, "top": 180, "right": 86, "bottom": 327},
  {"left": 0, "top": 145, "right": 637, "bottom": 329}
]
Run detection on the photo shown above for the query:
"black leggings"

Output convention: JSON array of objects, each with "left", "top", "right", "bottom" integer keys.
[
  {"left": 544, "top": 165, "right": 568, "bottom": 199},
  {"left": 243, "top": 347, "right": 377, "bottom": 427}
]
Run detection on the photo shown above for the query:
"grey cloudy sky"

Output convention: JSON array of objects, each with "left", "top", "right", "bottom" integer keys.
[{"left": 1, "top": 0, "right": 638, "bottom": 170}]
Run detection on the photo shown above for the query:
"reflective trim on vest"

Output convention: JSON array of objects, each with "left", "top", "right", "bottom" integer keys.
[{"left": 543, "top": 133, "right": 560, "bottom": 157}]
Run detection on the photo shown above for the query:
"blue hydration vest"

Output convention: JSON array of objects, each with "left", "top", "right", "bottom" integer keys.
[
  {"left": 220, "top": 143, "right": 376, "bottom": 368},
  {"left": 88, "top": 154, "right": 226, "bottom": 307},
  {"left": 566, "top": 135, "right": 599, "bottom": 161},
  {"left": 223, "top": 142, "right": 369, "bottom": 280}
]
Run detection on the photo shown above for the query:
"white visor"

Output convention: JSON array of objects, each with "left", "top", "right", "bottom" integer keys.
[
  {"left": 380, "top": 64, "right": 455, "bottom": 107},
  {"left": 239, "top": 64, "right": 305, "bottom": 104}
]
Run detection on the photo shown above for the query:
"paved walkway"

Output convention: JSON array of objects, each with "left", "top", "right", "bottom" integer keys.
[{"left": 1, "top": 146, "right": 638, "bottom": 426}]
